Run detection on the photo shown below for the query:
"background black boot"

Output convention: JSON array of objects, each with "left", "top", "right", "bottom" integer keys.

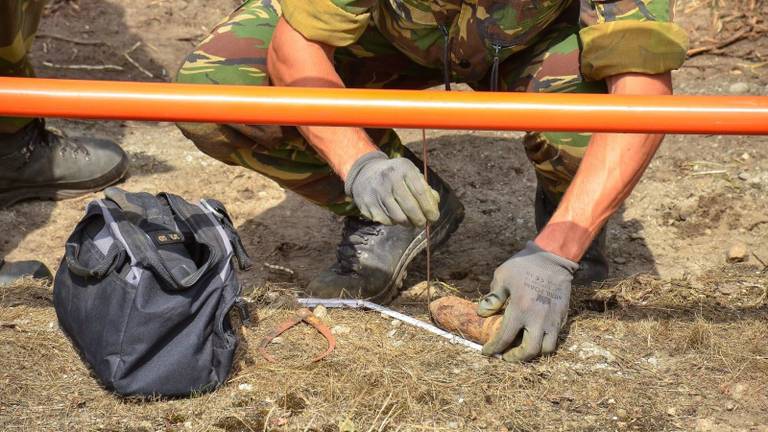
[
  {"left": 0, "top": 119, "right": 128, "bottom": 208},
  {"left": 305, "top": 150, "right": 465, "bottom": 304},
  {"left": 0, "top": 258, "right": 52, "bottom": 286},
  {"left": 534, "top": 183, "right": 609, "bottom": 285}
]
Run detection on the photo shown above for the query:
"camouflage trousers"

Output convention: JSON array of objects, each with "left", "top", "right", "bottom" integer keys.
[
  {"left": 175, "top": 0, "right": 607, "bottom": 215},
  {"left": 0, "top": 0, "right": 46, "bottom": 135}
]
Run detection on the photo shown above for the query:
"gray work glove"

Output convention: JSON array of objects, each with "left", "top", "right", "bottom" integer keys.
[
  {"left": 344, "top": 151, "right": 440, "bottom": 227},
  {"left": 477, "top": 241, "right": 579, "bottom": 362}
]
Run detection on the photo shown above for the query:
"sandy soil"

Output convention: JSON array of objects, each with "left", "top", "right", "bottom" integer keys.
[{"left": 1, "top": 0, "right": 767, "bottom": 431}]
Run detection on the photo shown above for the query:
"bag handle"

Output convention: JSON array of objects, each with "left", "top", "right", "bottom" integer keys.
[
  {"left": 102, "top": 190, "right": 217, "bottom": 291},
  {"left": 65, "top": 242, "right": 125, "bottom": 279},
  {"left": 113, "top": 218, "right": 214, "bottom": 291},
  {"left": 200, "top": 199, "right": 252, "bottom": 270},
  {"left": 63, "top": 209, "right": 126, "bottom": 279}
]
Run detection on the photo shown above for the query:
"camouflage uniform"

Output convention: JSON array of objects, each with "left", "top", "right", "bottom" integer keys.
[
  {"left": 176, "top": 0, "right": 687, "bottom": 214},
  {"left": 0, "top": 0, "right": 46, "bottom": 135}
]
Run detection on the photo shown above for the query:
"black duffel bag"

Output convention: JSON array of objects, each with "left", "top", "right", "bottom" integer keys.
[{"left": 53, "top": 187, "right": 252, "bottom": 397}]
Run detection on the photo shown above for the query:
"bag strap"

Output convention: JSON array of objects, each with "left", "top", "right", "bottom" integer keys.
[
  {"left": 64, "top": 203, "right": 126, "bottom": 279},
  {"left": 65, "top": 242, "right": 125, "bottom": 279},
  {"left": 199, "top": 198, "right": 252, "bottom": 271},
  {"left": 99, "top": 193, "right": 211, "bottom": 291}
]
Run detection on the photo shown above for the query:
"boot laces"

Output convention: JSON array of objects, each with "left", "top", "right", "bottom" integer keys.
[
  {"left": 334, "top": 217, "right": 382, "bottom": 274},
  {"left": 19, "top": 125, "right": 89, "bottom": 164}
]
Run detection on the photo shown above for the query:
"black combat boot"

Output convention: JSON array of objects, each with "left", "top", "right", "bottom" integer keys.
[
  {"left": 0, "top": 257, "right": 52, "bottom": 286},
  {"left": 305, "top": 151, "right": 465, "bottom": 304},
  {"left": 0, "top": 119, "right": 128, "bottom": 208},
  {"left": 534, "top": 183, "right": 609, "bottom": 285}
]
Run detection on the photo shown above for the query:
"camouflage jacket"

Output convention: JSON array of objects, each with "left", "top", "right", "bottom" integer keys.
[{"left": 280, "top": 0, "right": 688, "bottom": 82}]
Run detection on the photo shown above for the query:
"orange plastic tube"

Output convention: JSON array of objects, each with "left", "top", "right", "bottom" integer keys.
[{"left": 1, "top": 77, "right": 767, "bottom": 134}]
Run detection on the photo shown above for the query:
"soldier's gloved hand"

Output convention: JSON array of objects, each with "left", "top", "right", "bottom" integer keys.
[
  {"left": 477, "top": 241, "right": 579, "bottom": 362},
  {"left": 344, "top": 151, "right": 440, "bottom": 227}
]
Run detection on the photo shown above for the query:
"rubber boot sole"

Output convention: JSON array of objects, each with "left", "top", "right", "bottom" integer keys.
[
  {"left": 369, "top": 190, "right": 465, "bottom": 305},
  {"left": 0, "top": 158, "right": 129, "bottom": 209}
]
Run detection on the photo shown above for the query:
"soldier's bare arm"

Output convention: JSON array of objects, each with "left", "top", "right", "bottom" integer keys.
[
  {"left": 534, "top": 72, "right": 672, "bottom": 262},
  {"left": 267, "top": 17, "right": 379, "bottom": 180}
]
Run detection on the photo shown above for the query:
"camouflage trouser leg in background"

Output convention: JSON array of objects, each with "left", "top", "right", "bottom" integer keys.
[
  {"left": 0, "top": 0, "right": 46, "bottom": 134},
  {"left": 175, "top": 0, "right": 605, "bottom": 214},
  {"left": 492, "top": 12, "right": 608, "bottom": 202}
]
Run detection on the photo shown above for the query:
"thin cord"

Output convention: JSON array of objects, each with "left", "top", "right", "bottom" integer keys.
[{"left": 422, "top": 128, "right": 432, "bottom": 319}]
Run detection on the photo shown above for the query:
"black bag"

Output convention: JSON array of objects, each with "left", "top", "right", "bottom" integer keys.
[{"left": 53, "top": 187, "right": 252, "bottom": 397}]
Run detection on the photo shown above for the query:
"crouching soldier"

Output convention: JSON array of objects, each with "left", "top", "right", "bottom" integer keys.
[{"left": 174, "top": 0, "right": 687, "bottom": 361}]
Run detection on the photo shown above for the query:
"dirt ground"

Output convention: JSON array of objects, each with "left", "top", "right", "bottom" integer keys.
[{"left": 1, "top": 0, "right": 767, "bottom": 430}]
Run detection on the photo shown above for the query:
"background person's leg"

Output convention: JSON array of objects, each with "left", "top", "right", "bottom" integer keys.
[
  {"left": 0, "top": 0, "right": 128, "bottom": 209},
  {"left": 0, "top": 0, "right": 46, "bottom": 134}
]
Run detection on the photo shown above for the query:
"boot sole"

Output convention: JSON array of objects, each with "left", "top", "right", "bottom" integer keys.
[
  {"left": 369, "top": 190, "right": 465, "bottom": 305},
  {"left": 0, "top": 159, "right": 129, "bottom": 209}
]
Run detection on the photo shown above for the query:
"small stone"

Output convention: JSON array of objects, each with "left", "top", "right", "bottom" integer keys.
[
  {"left": 338, "top": 418, "right": 356, "bottom": 432},
  {"left": 730, "top": 382, "right": 748, "bottom": 400},
  {"left": 725, "top": 401, "right": 736, "bottom": 411},
  {"left": 238, "top": 383, "right": 254, "bottom": 392},
  {"left": 738, "top": 172, "right": 750, "bottom": 181},
  {"left": 313, "top": 305, "right": 328, "bottom": 319},
  {"left": 666, "top": 407, "right": 677, "bottom": 416},
  {"left": 675, "top": 197, "right": 699, "bottom": 221},
  {"left": 695, "top": 418, "right": 716, "bottom": 432},
  {"left": 569, "top": 342, "right": 616, "bottom": 362},
  {"left": 616, "top": 408, "right": 629, "bottom": 420},
  {"left": 740, "top": 152, "right": 751, "bottom": 161},
  {"left": 390, "top": 319, "right": 402, "bottom": 328},
  {"left": 613, "top": 257, "right": 627, "bottom": 264},
  {"left": 331, "top": 324, "right": 350, "bottom": 335},
  {"left": 386, "top": 329, "right": 397, "bottom": 338},
  {"left": 729, "top": 82, "right": 750, "bottom": 94},
  {"left": 447, "top": 421, "right": 459, "bottom": 428},
  {"left": 726, "top": 243, "right": 749, "bottom": 263}
]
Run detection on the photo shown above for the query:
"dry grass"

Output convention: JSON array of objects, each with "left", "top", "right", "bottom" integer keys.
[{"left": 1, "top": 266, "right": 767, "bottom": 431}]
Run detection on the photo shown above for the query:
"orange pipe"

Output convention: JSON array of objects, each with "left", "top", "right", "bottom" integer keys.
[{"left": 1, "top": 77, "right": 767, "bottom": 134}]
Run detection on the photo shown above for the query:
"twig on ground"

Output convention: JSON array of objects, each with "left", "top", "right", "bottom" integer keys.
[
  {"left": 123, "top": 42, "right": 154, "bottom": 78},
  {"left": 751, "top": 252, "right": 768, "bottom": 272},
  {"left": 36, "top": 33, "right": 105, "bottom": 46},
  {"left": 687, "top": 27, "right": 752, "bottom": 57},
  {"left": 689, "top": 169, "right": 728, "bottom": 176},
  {"left": 41, "top": 61, "right": 123, "bottom": 71},
  {"left": 263, "top": 262, "right": 295, "bottom": 276}
]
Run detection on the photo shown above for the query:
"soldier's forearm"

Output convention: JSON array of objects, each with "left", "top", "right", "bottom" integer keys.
[
  {"left": 534, "top": 72, "right": 673, "bottom": 262},
  {"left": 267, "top": 17, "right": 379, "bottom": 180}
]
